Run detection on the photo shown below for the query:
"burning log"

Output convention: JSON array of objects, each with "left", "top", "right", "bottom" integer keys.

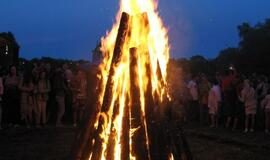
[
  {"left": 105, "top": 99, "right": 120, "bottom": 160},
  {"left": 129, "top": 47, "right": 149, "bottom": 160},
  {"left": 121, "top": 96, "right": 130, "bottom": 160},
  {"left": 91, "top": 12, "right": 130, "bottom": 160},
  {"left": 100, "top": 11, "right": 130, "bottom": 114}
]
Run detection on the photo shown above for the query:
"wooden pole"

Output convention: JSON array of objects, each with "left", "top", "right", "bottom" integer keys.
[
  {"left": 91, "top": 12, "right": 130, "bottom": 160},
  {"left": 121, "top": 95, "right": 130, "bottom": 160},
  {"left": 129, "top": 47, "right": 149, "bottom": 160}
]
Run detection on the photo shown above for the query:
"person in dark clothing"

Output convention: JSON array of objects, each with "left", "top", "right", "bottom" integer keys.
[
  {"left": 4, "top": 65, "right": 21, "bottom": 126},
  {"left": 53, "top": 67, "right": 67, "bottom": 126}
]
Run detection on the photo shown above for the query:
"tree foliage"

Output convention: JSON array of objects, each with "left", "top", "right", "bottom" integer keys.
[{"left": 174, "top": 18, "right": 270, "bottom": 76}]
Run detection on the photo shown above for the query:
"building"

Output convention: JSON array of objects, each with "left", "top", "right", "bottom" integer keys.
[{"left": 0, "top": 32, "right": 20, "bottom": 68}]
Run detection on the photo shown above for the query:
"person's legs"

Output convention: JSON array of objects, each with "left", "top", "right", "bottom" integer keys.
[
  {"left": 20, "top": 103, "right": 25, "bottom": 122},
  {"left": 245, "top": 114, "right": 249, "bottom": 132},
  {"left": 41, "top": 101, "right": 47, "bottom": 125},
  {"left": 36, "top": 101, "right": 42, "bottom": 126},
  {"left": 251, "top": 114, "right": 255, "bottom": 131},
  {"left": 78, "top": 109, "right": 84, "bottom": 123},
  {"left": 78, "top": 100, "right": 85, "bottom": 123},
  {"left": 56, "top": 96, "right": 65, "bottom": 126},
  {"left": 28, "top": 103, "right": 33, "bottom": 125},
  {"left": 215, "top": 115, "right": 218, "bottom": 127},
  {"left": 72, "top": 102, "right": 78, "bottom": 126},
  {"left": 210, "top": 114, "right": 215, "bottom": 127},
  {"left": 226, "top": 117, "right": 232, "bottom": 128},
  {"left": 266, "top": 111, "right": 270, "bottom": 132},
  {"left": 195, "top": 100, "right": 199, "bottom": 121},
  {"left": 20, "top": 103, "right": 28, "bottom": 125},
  {"left": 0, "top": 103, "right": 2, "bottom": 128},
  {"left": 187, "top": 101, "right": 193, "bottom": 123},
  {"left": 233, "top": 118, "right": 238, "bottom": 130},
  {"left": 199, "top": 104, "right": 204, "bottom": 125}
]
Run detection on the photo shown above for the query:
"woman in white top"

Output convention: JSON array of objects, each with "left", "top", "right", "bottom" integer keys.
[
  {"left": 261, "top": 90, "right": 270, "bottom": 133},
  {"left": 239, "top": 79, "right": 257, "bottom": 132},
  {"left": 208, "top": 79, "right": 221, "bottom": 128}
]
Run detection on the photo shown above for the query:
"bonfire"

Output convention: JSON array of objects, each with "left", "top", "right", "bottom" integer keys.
[{"left": 71, "top": 0, "right": 192, "bottom": 160}]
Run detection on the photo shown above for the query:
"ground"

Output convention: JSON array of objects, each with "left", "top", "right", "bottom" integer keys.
[{"left": 0, "top": 125, "right": 270, "bottom": 160}]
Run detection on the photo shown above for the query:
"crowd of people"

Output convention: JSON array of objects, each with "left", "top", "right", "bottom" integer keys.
[
  {"left": 172, "top": 68, "right": 270, "bottom": 133},
  {"left": 1, "top": 62, "right": 270, "bottom": 135},
  {"left": 0, "top": 62, "right": 90, "bottom": 129}
]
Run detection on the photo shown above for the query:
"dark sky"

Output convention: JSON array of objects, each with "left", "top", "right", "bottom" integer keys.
[{"left": 1, "top": 0, "right": 270, "bottom": 60}]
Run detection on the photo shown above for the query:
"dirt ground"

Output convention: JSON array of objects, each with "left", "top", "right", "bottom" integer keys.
[{"left": 0, "top": 125, "right": 269, "bottom": 160}]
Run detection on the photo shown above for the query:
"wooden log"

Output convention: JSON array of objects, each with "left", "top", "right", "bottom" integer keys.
[
  {"left": 129, "top": 47, "right": 149, "bottom": 160},
  {"left": 121, "top": 95, "right": 130, "bottom": 160},
  {"left": 105, "top": 99, "right": 120, "bottom": 160},
  {"left": 90, "top": 12, "right": 130, "bottom": 160}
]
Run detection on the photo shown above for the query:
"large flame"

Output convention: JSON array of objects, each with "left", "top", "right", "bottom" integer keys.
[{"left": 91, "top": 0, "right": 170, "bottom": 159}]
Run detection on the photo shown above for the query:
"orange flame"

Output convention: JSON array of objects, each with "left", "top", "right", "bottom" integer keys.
[{"left": 90, "top": 0, "right": 170, "bottom": 159}]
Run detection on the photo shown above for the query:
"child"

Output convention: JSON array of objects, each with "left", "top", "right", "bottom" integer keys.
[
  {"left": 0, "top": 76, "right": 3, "bottom": 129},
  {"left": 240, "top": 79, "right": 257, "bottom": 132},
  {"left": 261, "top": 89, "right": 270, "bottom": 133},
  {"left": 208, "top": 79, "right": 221, "bottom": 128}
]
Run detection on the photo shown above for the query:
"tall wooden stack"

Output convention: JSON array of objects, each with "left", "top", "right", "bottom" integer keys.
[{"left": 70, "top": 12, "right": 193, "bottom": 160}]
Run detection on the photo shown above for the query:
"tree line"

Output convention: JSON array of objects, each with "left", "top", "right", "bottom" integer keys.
[{"left": 171, "top": 18, "right": 270, "bottom": 76}]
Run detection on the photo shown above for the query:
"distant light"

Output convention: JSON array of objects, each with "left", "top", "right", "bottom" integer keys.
[{"left": 5, "top": 45, "right": 8, "bottom": 55}]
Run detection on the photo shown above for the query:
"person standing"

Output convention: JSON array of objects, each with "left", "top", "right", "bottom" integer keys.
[
  {"left": 53, "top": 67, "right": 67, "bottom": 127},
  {"left": 4, "top": 65, "right": 21, "bottom": 126},
  {"left": 19, "top": 72, "right": 34, "bottom": 127},
  {"left": 0, "top": 76, "right": 4, "bottom": 129},
  {"left": 187, "top": 75, "right": 199, "bottom": 122},
  {"left": 240, "top": 79, "right": 257, "bottom": 133},
  {"left": 256, "top": 76, "right": 268, "bottom": 129},
  {"left": 198, "top": 75, "right": 211, "bottom": 125},
  {"left": 71, "top": 69, "right": 87, "bottom": 127},
  {"left": 37, "top": 71, "right": 51, "bottom": 127},
  {"left": 222, "top": 70, "right": 237, "bottom": 128},
  {"left": 208, "top": 79, "right": 222, "bottom": 128},
  {"left": 261, "top": 89, "right": 270, "bottom": 133}
]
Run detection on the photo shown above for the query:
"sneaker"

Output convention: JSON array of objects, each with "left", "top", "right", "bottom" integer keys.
[
  {"left": 250, "top": 129, "right": 254, "bottom": 132},
  {"left": 244, "top": 128, "right": 248, "bottom": 133}
]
